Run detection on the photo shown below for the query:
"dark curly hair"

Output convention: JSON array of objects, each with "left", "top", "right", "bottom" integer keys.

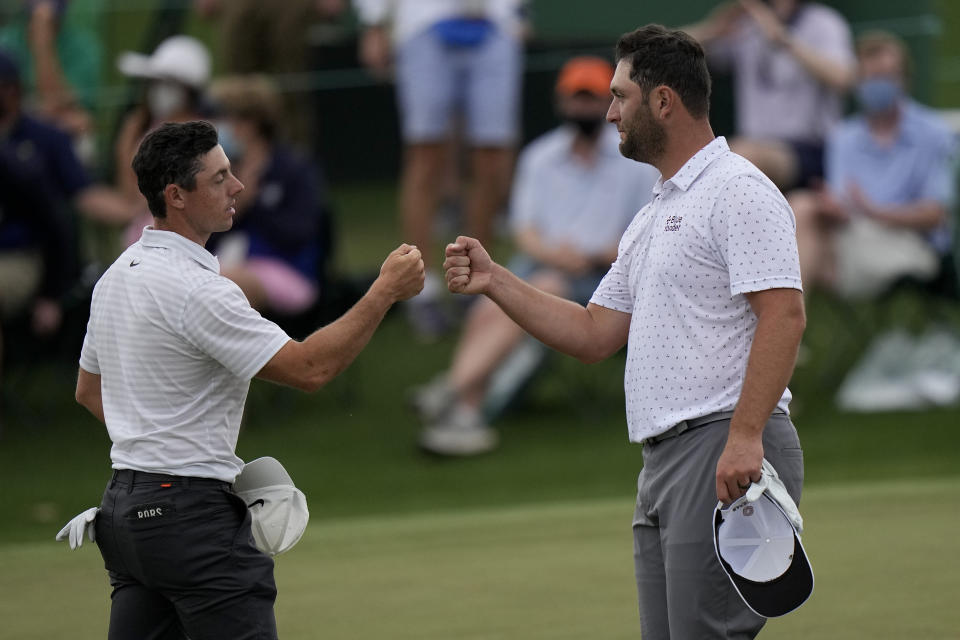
[
  {"left": 615, "top": 24, "right": 711, "bottom": 119},
  {"left": 132, "top": 120, "right": 219, "bottom": 218}
]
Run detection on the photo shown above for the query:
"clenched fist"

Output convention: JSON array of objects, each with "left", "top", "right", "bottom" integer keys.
[
  {"left": 444, "top": 236, "right": 494, "bottom": 296},
  {"left": 377, "top": 244, "right": 425, "bottom": 302}
]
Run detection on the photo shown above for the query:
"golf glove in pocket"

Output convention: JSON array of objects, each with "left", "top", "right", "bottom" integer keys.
[{"left": 55, "top": 507, "right": 99, "bottom": 549}]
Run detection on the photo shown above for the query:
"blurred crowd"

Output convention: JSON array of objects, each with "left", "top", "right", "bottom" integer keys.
[{"left": 0, "top": 0, "right": 957, "bottom": 442}]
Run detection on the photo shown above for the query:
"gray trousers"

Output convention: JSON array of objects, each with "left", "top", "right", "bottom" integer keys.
[{"left": 633, "top": 414, "right": 803, "bottom": 639}]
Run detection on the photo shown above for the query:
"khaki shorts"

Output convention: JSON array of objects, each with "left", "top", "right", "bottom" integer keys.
[
  {"left": 0, "top": 250, "right": 42, "bottom": 319},
  {"left": 833, "top": 217, "right": 939, "bottom": 299}
]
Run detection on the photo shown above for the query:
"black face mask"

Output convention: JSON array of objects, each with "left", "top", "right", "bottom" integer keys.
[{"left": 566, "top": 115, "right": 605, "bottom": 138}]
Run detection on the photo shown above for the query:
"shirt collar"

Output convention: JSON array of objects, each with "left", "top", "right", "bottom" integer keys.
[
  {"left": 139, "top": 226, "right": 221, "bottom": 274},
  {"left": 658, "top": 136, "right": 729, "bottom": 194}
]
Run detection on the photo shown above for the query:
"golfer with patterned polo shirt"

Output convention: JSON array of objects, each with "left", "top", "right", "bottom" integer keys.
[
  {"left": 442, "top": 25, "right": 806, "bottom": 638},
  {"left": 74, "top": 120, "right": 424, "bottom": 639}
]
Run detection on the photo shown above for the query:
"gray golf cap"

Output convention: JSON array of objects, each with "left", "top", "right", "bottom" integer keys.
[{"left": 233, "top": 457, "right": 309, "bottom": 557}]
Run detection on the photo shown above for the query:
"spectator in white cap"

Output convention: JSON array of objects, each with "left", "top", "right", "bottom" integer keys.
[
  {"left": 113, "top": 35, "right": 213, "bottom": 245},
  {"left": 116, "top": 35, "right": 211, "bottom": 94}
]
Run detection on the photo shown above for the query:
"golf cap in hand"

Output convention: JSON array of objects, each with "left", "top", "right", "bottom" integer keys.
[
  {"left": 713, "top": 459, "right": 813, "bottom": 618},
  {"left": 233, "top": 457, "right": 309, "bottom": 557}
]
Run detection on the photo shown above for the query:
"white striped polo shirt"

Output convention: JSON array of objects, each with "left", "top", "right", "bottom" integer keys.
[{"left": 79, "top": 227, "right": 290, "bottom": 482}]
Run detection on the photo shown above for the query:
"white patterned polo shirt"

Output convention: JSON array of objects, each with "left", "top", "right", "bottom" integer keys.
[
  {"left": 590, "top": 137, "right": 802, "bottom": 443},
  {"left": 79, "top": 227, "right": 291, "bottom": 482}
]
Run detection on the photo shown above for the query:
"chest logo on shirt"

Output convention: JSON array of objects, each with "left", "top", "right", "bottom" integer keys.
[{"left": 664, "top": 215, "right": 683, "bottom": 232}]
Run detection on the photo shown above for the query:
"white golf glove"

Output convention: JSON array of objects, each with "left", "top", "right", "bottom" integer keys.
[
  {"left": 55, "top": 507, "right": 99, "bottom": 549},
  {"left": 744, "top": 459, "right": 803, "bottom": 534}
]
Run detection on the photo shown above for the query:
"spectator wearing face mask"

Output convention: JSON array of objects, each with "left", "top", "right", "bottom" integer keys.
[
  {"left": 788, "top": 31, "right": 955, "bottom": 299},
  {"left": 114, "top": 35, "right": 212, "bottom": 246},
  {"left": 412, "top": 57, "right": 660, "bottom": 456}
]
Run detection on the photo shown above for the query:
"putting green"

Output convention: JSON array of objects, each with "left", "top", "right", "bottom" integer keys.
[{"left": 1, "top": 477, "right": 957, "bottom": 639}]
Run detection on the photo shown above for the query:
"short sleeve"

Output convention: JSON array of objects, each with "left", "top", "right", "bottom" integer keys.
[
  {"left": 710, "top": 174, "right": 803, "bottom": 296},
  {"left": 78, "top": 314, "right": 100, "bottom": 374},
  {"left": 918, "top": 135, "right": 957, "bottom": 209},
  {"left": 589, "top": 221, "right": 639, "bottom": 313},
  {"left": 181, "top": 279, "right": 291, "bottom": 380}
]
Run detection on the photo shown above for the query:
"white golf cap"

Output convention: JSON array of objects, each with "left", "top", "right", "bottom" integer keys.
[
  {"left": 117, "top": 35, "right": 211, "bottom": 89},
  {"left": 713, "top": 460, "right": 813, "bottom": 618},
  {"left": 233, "top": 457, "right": 309, "bottom": 557}
]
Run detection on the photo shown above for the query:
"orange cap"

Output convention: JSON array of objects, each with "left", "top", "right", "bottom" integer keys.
[{"left": 555, "top": 56, "right": 615, "bottom": 98}]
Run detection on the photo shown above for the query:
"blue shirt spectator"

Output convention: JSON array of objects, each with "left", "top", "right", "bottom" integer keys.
[
  {"left": 789, "top": 31, "right": 955, "bottom": 299},
  {"left": 827, "top": 100, "right": 955, "bottom": 253}
]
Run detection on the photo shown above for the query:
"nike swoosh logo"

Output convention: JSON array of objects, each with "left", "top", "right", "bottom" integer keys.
[
  {"left": 248, "top": 499, "right": 265, "bottom": 509},
  {"left": 129, "top": 258, "right": 141, "bottom": 267}
]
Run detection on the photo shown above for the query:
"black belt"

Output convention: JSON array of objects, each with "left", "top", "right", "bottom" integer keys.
[
  {"left": 643, "top": 409, "right": 789, "bottom": 446},
  {"left": 110, "top": 469, "right": 230, "bottom": 489},
  {"left": 643, "top": 411, "right": 736, "bottom": 446}
]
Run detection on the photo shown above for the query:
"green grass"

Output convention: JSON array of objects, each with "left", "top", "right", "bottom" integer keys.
[
  {"left": 3, "top": 316, "right": 959, "bottom": 545},
  {"left": 1, "top": 478, "right": 958, "bottom": 639},
  {"left": 0, "top": 180, "right": 959, "bottom": 636}
]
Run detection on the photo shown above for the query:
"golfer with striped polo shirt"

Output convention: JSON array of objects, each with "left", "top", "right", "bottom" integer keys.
[{"left": 74, "top": 120, "right": 424, "bottom": 639}]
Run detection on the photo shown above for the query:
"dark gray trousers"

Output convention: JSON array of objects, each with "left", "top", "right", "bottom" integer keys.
[
  {"left": 96, "top": 470, "right": 278, "bottom": 640},
  {"left": 633, "top": 414, "right": 804, "bottom": 639}
]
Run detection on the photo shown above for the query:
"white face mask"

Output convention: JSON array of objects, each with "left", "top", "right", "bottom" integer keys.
[{"left": 147, "top": 82, "right": 189, "bottom": 120}]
